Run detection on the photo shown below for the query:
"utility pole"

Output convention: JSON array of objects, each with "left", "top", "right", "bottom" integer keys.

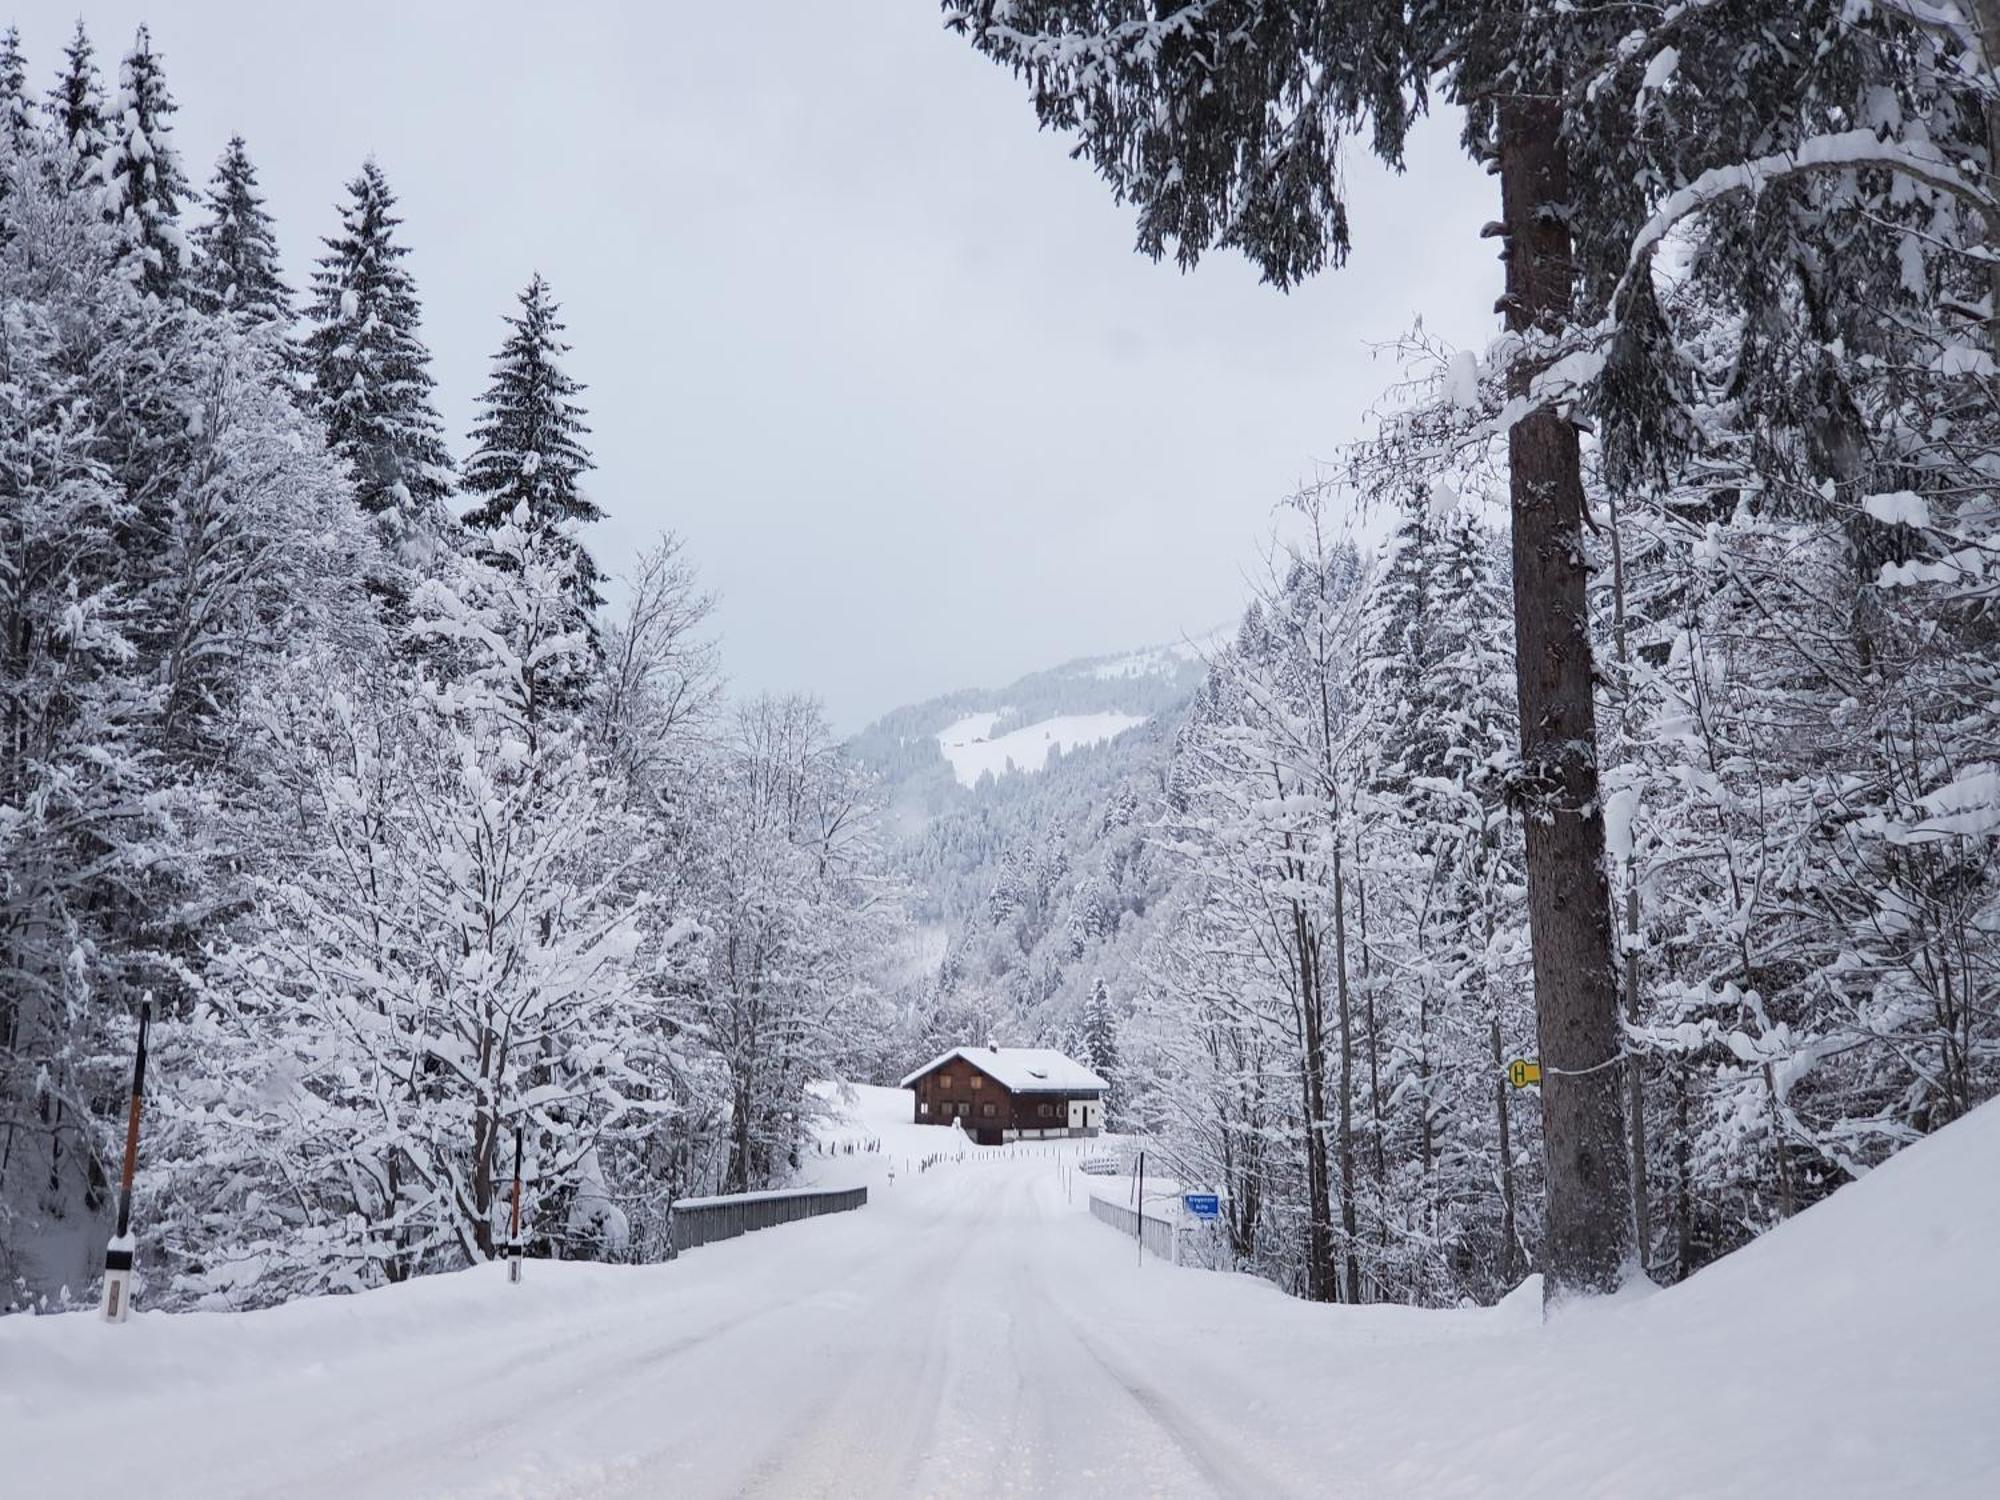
[{"left": 101, "top": 995, "right": 151, "bottom": 1323}]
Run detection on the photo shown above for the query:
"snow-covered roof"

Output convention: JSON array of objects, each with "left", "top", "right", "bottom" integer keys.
[{"left": 899, "top": 1046, "right": 1108, "bottom": 1095}]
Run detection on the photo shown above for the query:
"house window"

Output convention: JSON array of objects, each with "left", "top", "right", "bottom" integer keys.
[
  {"left": 918, "top": 1101, "right": 929, "bottom": 1115},
  {"left": 981, "top": 1102, "right": 997, "bottom": 1118},
  {"left": 971, "top": 1076, "right": 983, "bottom": 1089},
  {"left": 939, "top": 1073, "right": 952, "bottom": 1088}
]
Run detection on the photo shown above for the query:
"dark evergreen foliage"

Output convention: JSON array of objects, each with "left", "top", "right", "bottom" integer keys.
[
  {"left": 102, "top": 26, "right": 191, "bottom": 300},
  {"left": 190, "top": 135, "right": 290, "bottom": 327},
  {"left": 304, "top": 159, "right": 455, "bottom": 524},
  {"left": 0, "top": 26, "right": 34, "bottom": 155},
  {"left": 43, "top": 18, "right": 107, "bottom": 190},
  {"left": 461, "top": 273, "right": 603, "bottom": 615}
]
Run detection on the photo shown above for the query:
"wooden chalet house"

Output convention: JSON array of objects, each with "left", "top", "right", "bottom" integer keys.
[{"left": 900, "top": 1046, "right": 1108, "bottom": 1147}]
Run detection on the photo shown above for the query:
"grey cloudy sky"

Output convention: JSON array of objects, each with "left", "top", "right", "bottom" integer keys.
[{"left": 23, "top": 2, "right": 1499, "bottom": 728}]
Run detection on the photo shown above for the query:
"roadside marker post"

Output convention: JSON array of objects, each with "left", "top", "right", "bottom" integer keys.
[
  {"left": 507, "top": 1126, "right": 524, "bottom": 1284},
  {"left": 100, "top": 995, "right": 151, "bottom": 1324},
  {"left": 1135, "top": 1150, "right": 1146, "bottom": 1268}
]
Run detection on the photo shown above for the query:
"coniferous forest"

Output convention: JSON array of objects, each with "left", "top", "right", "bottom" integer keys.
[
  {"left": 920, "top": 0, "right": 2000, "bottom": 1311},
  {"left": 0, "top": 4, "right": 1996, "bottom": 1345},
  {"left": 0, "top": 20, "right": 906, "bottom": 1310}
]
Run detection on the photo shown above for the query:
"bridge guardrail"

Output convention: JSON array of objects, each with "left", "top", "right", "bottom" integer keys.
[
  {"left": 1087, "top": 1192, "right": 1179, "bottom": 1262},
  {"left": 669, "top": 1185, "right": 868, "bottom": 1254}
]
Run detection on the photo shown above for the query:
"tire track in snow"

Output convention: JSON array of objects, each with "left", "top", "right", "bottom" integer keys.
[{"left": 726, "top": 1165, "right": 1004, "bottom": 1497}]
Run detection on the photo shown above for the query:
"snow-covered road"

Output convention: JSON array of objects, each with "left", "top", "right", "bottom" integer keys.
[{"left": 5, "top": 1088, "right": 1998, "bottom": 1498}]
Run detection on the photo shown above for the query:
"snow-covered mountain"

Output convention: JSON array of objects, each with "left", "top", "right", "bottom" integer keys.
[
  {"left": 850, "top": 638, "right": 1211, "bottom": 1052},
  {"left": 849, "top": 637, "right": 1209, "bottom": 840}
]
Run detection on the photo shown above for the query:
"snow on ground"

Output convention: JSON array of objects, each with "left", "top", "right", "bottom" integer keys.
[
  {"left": 4, "top": 1085, "right": 1996, "bottom": 1498},
  {"left": 936, "top": 710, "right": 1148, "bottom": 787}
]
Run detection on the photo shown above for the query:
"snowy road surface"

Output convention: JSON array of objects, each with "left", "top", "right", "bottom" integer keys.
[{"left": 5, "top": 1087, "right": 1998, "bottom": 1499}]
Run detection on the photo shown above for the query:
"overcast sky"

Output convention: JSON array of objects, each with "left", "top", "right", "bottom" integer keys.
[{"left": 21, "top": 2, "right": 1499, "bottom": 729}]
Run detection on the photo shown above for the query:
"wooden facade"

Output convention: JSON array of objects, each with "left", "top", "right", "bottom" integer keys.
[{"left": 903, "top": 1047, "right": 1105, "bottom": 1147}]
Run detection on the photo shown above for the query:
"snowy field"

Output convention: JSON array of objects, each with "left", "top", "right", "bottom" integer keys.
[
  {"left": 937, "top": 711, "right": 1148, "bottom": 787},
  {"left": 3, "top": 1083, "right": 1996, "bottom": 1498}
]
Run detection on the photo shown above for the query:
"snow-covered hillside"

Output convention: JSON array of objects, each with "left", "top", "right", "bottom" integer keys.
[
  {"left": 936, "top": 708, "right": 1149, "bottom": 787},
  {"left": 1084, "top": 631, "right": 1224, "bottom": 681},
  {"left": 845, "top": 636, "right": 1202, "bottom": 1050},
  {"left": 4, "top": 1084, "right": 1995, "bottom": 1498}
]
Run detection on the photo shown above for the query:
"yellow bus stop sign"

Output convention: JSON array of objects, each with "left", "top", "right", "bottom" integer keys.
[{"left": 1507, "top": 1059, "right": 1542, "bottom": 1088}]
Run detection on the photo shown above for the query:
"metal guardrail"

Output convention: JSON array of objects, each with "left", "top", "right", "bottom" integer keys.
[
  {"left": 669, "top": 1185, "right": 868, "bottom": 1254},
  {"left": 1087, "top": 1192, "right": 1178, "bottom": 1262}
]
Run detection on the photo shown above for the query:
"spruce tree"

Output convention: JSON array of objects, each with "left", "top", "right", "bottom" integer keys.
[
  {"left": 305, "top": 160, "right": 454, "bottom": 526},
  {"left": 45, "top": 20, "right": 109, "bottom": 195},
  {"left": 44, "top": 19, "right": 107, "bottom": 191},
  {"left": 1361, "top": 496, "right": 1439, "bottom": 798},
  {"left": 0, "top": 26, "right": 34, "bottom": 156},
  {"left": 191, "top": 135, "right": 290, "bottom": 327},
  {"left": 102, "top": 26, "right": 191, "bottom": 300},
  {"left": 1082, "top": 975, "right": 1118, "bottom": 1121},
  {"left": 461, "top": 273, "right": 604, "bottom": 616}
]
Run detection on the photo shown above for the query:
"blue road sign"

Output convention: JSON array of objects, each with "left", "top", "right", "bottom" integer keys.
[{"left": 1183, "top": 1192, "right": 1221, "bottom": 1220}]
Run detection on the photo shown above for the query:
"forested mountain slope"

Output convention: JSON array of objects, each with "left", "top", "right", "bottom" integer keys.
[{"left": 853, "top": 641, "right": 1208, "bottom": 1075}]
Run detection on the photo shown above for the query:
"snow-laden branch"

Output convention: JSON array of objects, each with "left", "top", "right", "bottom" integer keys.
[{"left": 1614, "top": 128, "right": 2000, "bottom": 315}]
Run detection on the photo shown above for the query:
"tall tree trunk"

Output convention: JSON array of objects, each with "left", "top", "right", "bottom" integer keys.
[
  {"left": 1496, "top": 90, "right": 1633, "bottom": 1303},
  {"left": 1289, "top": 888, "right": 1336, "bottom": 1303},
  {"left": 1490, "top": 1011, "right": 1520, "bottom": 1285},
  {"left": 1357, "top": 836, "right": 1386, "bottom": 1196},
  {"left": 470, "top": 1018, "right": 497, "bottom": 1258},
  {"left": 1672, "top": 1062, "right": 1693, "bottom": 1279},
  {"left": 1332, "top": 837, "right": 1361, "bottom": 1304},
  {"left": 1483, "top": 878, "right": 1521, "bottom": 1287},
  {"left": 1973, "top": 1, "right": 2000, "bottom": 358},
  {"left": 1607, "top": 491, "right": 1653, "bottom": 1273}
]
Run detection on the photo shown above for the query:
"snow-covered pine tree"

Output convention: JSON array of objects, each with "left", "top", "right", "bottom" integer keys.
[
  {"left": 1082, "top": 975, "right": 1118, "bottom": 1117},
  {"left": 190, "top": 135, "right": 290, "bottom": 328},
  {"left": 101, "top": 25, "right": 190, "bottom": 300},
  {"left": 305, "top": 160, "right": 455, "bottom": 531},
  {"left": 0, "top": 27, "right": 35, "bottom": 158},
  {"left": 1359, "top": 494, "right": 1438, "bottom": 797},
  {"left": 461, "top": 273, "right": 605, "bottom": 624},
  {"left": 43, "top": 20, "right": 107, "bottom": 192}
]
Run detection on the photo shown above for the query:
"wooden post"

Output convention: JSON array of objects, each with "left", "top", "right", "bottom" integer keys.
[
  {"left": 100, "top": 996, "right": 151, "bottom": 1323},
  {"left": 507, "top": 1126, "right": 524, "bottom": 1284}
]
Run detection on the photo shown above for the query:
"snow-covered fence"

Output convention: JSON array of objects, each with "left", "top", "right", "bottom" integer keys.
[
  {"left": 1087, "top": 1193, "right": 1178, "bottom": 1262},
  {"left": 668, "top": 1185, "right": 868, "bottom": 1254}
]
